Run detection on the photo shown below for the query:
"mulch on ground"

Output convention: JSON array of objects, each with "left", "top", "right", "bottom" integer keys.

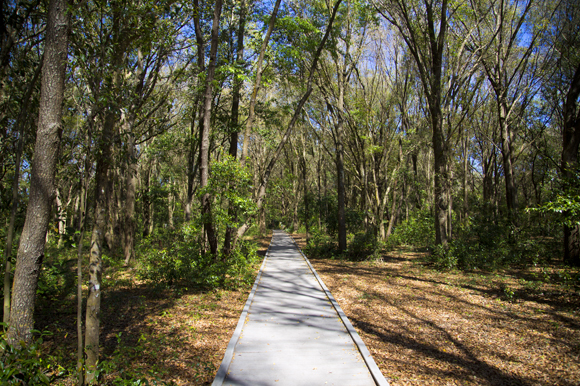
[
  {"left": 38, "top": 234, "right": 272, "bottom": 385},
  {"left": 291, "top": 233, "right": 580, "bottom": 386},
  {"left": 38, "top": 232, "right": 579, "bottom": 385}
]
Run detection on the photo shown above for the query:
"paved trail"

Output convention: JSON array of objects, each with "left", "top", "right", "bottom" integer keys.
[{"left": 212, "top": 230, "right": 388, "bottom": 386}]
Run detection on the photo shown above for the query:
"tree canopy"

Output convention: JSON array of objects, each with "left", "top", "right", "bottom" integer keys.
[{"left": 1, "top": 0, "right": 579, "bottom": 383}]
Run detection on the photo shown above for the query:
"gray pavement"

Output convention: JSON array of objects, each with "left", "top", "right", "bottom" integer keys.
[{"left": 212, "top": 230, "right": 389, "bottom": 386}]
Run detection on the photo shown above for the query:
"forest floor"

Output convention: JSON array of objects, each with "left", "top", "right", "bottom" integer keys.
[
  {"left": 37, "top": 234, "right": 272, "bottom": 386},
  {"left": 37, "top": 232, "right": 580, "bottom": 385},
  {"left": 291, "top": 233, "right": 580, "bottom": 386}
]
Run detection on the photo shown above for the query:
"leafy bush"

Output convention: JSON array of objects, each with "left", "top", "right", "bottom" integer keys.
[
  {"left": 428, "top": 211, "right": 555, "bottom": 270},
  {"left": 0, "top": 325, "right": 57, "bottom": 385},
  {"left": 303, "top": 228, "right": 337, "bottom": 258},
  {"left": 136, "top": 223, "right": 258, "bottom": 289},
  {"left": 386, "top": 210, "right": 435, "bottom": 249},
  {"left": 346, "top": 231, "right": 382, "bottom": 261},
  {"left": 303, "top": 228, "right": 383, "bottom": 262}
]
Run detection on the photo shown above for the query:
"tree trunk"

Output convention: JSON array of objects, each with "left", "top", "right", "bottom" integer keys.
[
  {"left": 562, "top": 62, "right": 580, "bottom": 266},
  {"left": 84, "top": 6, "right": 126, "bottom": 373},
  {"left": 105, "top": 168, "right": 120, "bottom": 250},
  {"left": 3, "top": 56, "right": 42, "bottom": 324},
  {"left": 142, "top": 163, "right": 152, "bottom": 237},
  {"left": 7, "top": 0, "right": 69, "bottom": 344},
  {"left": 498, "top": 102, "right": 518, "bottom": 218},
  {"left": 3, "top": 131, "right": 23, "bottom": 325},
  {"left": 240, "top": 0, "right": 282, "bottom": 166},
  {"left": 76, "top": 149, "right": 90, "bottom": 386},
  {"left": 463, "top": 136, "right": 469, "bottom": 223},
  {"left": 185, "top": 0, "right": 205, "bottom": 222},
  {"left": 336, "top": 131, "right": 347, "bottom": 252},
  {"left": 432, "top": 105, "right": 449, "bottom": 247},
  {"left": 56, "top": 188, "right": 65, "bottom": 247},
  {"left": 302, "top": 146, "right": 310, "bottom": 239},
  {"left": 259, "top": 207, "right": 266, "bottom": 236},
  {"left": 85, "top": 106, "right": 116, "bottom": 382},
  {"left": 199, "top": 0, "right": 223, "bottom": 256},
  {"left": 235, "top": 0, "right": 342, "bottom": 241},
  {"left": 223, "top": 0, "right": 246, "bottom": 255},
  {"left": 123, "top": 130, "right": 137, "bottom": 265},
  {"left": 385, "top": 188, "right": 399, "bottom": 240}
]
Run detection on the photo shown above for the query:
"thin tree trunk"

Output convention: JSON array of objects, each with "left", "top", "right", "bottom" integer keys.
[
  {"left": 56, "top": 188, "right": 65, "bottom": 247},
  {"left": 240, "top": 0, "right": 282, "bottom": 166},
  {"left": 463, "top": 136, "right": 469, "bottom": 223},
  {"left": 123, "top": 130, "right": 137, "bottom": 265},
  {"left": 76, "top": 149, "right": 89, "bottom": 386},
  {"left": 168, "top": 189, "right": 175, "bottom": 229},
  {"left": 105, "top": 168, "right": 120, "bottom": 250},
  {"left": 336, "top": 126, "right": 347, "bottom": 252},
  {"left": 85, "top": 9, "right": 125, "bottom": 373},
  {"left": 7, "top": 0, "right": 69, "bottom": 344},
  {"left": 302, "top": 145, "right": 310, "bottom": 239},
  {"left": 317, "top": 146, "right": 322, "bottom": 230},
  {"left": 199, "top": 0, "right": 223, "bottom": 256},
  {"left": 2, "top": 131, "right": 23, "bottom": 325},
  {"left": 142, "top": 161, "right": 152, "bottom": 237},
  {"left": 385, "top": 187, "right": 398, "bottom": 240},
  {"left": 85, "top": 109, "right": 115, "bottom": 382},
  {"left": 223, "top": 0, "right": 246, "bottom": 255},
  {"left": 185, "top": 0, "right": 206, "bottom": 222},
  {"left": 235, "top": 0, "right": 342, "bottom": 241}
]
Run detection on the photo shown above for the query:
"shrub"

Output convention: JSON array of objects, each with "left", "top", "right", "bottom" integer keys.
[
  {"left": 0, "top": 325, "right": 57, "bottom": 385},
  {"left": 136, "top": 223, "right": 259, "bottom": 289},
  {"left": 428, "top": 210, "right": 556, "bottom": 270},
  {"left": 346, "top": 231, "right": 382, "bottom": 261},
  {"left": 386, "top": 210, "right": 435, "bottom": 249},
  {"left": 303, "top": 228, "right": 337, "bottom": 258}
]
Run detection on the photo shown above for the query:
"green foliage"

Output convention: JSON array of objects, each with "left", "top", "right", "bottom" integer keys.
[
  {"left": 428, "top": 210, "right": 557, "bottom": 270},
  {"left": 311, "top": 193, "right": 368, "bottom": 237},
  {"left": 36, "top": 247, "right": 76, "bottom": 300},
  {"left": 529, "top": 188, "right": 580, "bottom": 228},
  {"left": 199, "top": 155, "right": 256, "bottom": 230},
  {"left": 304, "top": 228, "right": 337, "bottom": 258},
  {"left": 345, "top": 231, "right": 382, "bottom": 262},
  {"left": 386, "top": 210, "right": 435, "bottom": 249},
  {"left": 0, "top": 325, "right": 60, "bottom": 385},
  {"left": 136, "top": 223, "right": 259, "bottom": 289},
  {"left": 304, "top": 227, "right": 383, "bottom": 262}
]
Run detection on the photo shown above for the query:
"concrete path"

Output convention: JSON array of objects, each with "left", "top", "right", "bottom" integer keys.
[{"left": 212, "top": 230, "right": 389, "bottom": 386}]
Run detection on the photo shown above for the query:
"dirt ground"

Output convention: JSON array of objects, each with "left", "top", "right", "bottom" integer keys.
[
  {"left": 38, "top": 235, "right": 272, "bottom": 385},
  {"left": 291, "top": 233, "right": 580, "bottom": 386},
  {"left": 39, "top": 232, "right": 580, "bottom": 385}
]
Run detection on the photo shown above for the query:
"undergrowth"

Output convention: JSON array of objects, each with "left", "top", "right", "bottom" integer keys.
[{"left": 136, "top": 223, "right": 259, "bottom": 289}]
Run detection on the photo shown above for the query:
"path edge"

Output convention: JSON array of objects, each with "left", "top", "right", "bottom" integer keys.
[
  {"left": 289, "top": 233, "right": 390, "bottom": 386},
  {"left": 211, "top": 235, "right": 272, "bottom": 386}
]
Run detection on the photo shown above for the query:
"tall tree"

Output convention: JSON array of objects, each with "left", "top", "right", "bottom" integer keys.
[
  {"left": 236, "top": 0, "right": 343, "bottom": 241},
  {"left": 240, "top": 0, "right": 282, "bottom": 166},
  {"left": 472, "top": 0, "right": 551, "bottom": 220},
  {"left": 561, "top": 63, "right": 580, "bottom": 266},
  {"left": 199, "top": 0, "right": 224, "bottom": 256},
  {"left": 554, "top": 0, "right": 580, "bottom": 266},
  {"left": 8, "top": 0, "right": 70, "bottom": 344},
  {"left": 223, "top": 0, "right": 247, "bottom": 255},
  {"left": 84, "top": 0, "right": 129, "bottom": 379},
  {"left": 3, "top": 55, "right": 43, "bottom": 324},
  {"left": 375, "top": 0, "right": 451, "bottom": 246}
]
